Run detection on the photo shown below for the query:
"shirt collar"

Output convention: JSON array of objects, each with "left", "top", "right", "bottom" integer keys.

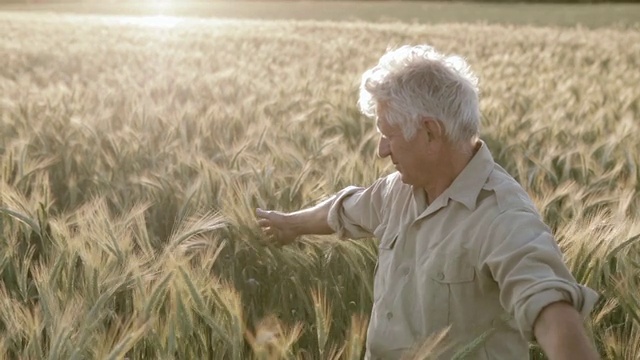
[
  {"left": 412, "top": 141, "right": 495, "bottom": 218},
  {"left": 445, "top": 140, "right": 495, "bottom": 211}
]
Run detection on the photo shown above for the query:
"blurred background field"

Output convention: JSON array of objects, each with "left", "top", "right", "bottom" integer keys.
[
  {"left": 2, "top": 1, "right": 640, "bottom": 27},
  {"left": 1, "top": 2, "right": 640, "bottom": 359}
]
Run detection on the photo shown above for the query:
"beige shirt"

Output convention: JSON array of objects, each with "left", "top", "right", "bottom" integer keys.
[{"left": 327, "top": 141, "right": 599, "bottom": 359}]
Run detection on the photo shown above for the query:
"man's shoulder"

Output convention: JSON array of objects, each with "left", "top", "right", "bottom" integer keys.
[
  {"left": 374, "top": 171, "right": 406, "bottom": 194},
  {"left": 475, "top": 165, "right": 553, "bottom": 250},
  {"left": 482, "top": 164, "right": 539, "bottom": 216}
]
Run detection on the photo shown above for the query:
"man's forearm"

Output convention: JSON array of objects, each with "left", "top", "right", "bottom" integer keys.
[
  {"left": 533, "top": 301, "right": 600, "bottom": 360},
  {"left": 286, "top": 195, "right": 336, "bottom": 236}
]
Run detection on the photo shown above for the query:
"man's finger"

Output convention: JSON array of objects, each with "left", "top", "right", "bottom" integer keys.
[
  {"left": 257, "top": 219, "right": 270, "bottom": 227},
  {"left": 257, "top": 231, "right": 274, "bottom": 245},
  {"left": 256, "top": 208, "right": 271, "bottom": 219},
  {"left": 266, "top": 236, "right": 284, "bottom": 248}
]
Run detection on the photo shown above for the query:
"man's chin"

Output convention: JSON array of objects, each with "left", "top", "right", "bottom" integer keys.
[{"left": 398, "top": 172, "right": 411, "bottom": 184}]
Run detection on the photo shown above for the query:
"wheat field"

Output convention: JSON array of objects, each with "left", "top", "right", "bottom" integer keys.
[{"left": 0, "top": 10, "right": 639, "bottom": 360}]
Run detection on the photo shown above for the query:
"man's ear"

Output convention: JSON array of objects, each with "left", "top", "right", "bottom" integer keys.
[{"left": 422, "top": 118, "right": 444, "bottom": 142}]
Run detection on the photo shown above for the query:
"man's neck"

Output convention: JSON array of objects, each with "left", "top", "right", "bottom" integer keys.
[{"left": 422, "top": 141, "right": 480, "bottom": 204}]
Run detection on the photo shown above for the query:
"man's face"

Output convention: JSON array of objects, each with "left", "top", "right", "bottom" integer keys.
[{"left": 376, "top": 112, "right": 431, "bottom": 188}]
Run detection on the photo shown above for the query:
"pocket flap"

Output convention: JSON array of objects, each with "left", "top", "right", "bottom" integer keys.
[
  {"left": 379, "top": 234, "right": 398, "bottom": 250},
  {"left": 430, "top": 252, "right": 475, "bottom": 283}
]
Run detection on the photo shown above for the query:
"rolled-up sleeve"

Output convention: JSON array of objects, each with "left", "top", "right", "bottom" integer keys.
[
  {"left": 327, "top": 176, "right": 392, "bottom": 240},
  {"left": 481, "top": 209, "right": 600, "bottom": 341}
]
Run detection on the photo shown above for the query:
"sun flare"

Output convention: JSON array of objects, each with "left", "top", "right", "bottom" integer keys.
[{"left": 117, "top": 15, "right": 182, "bottom": 28}]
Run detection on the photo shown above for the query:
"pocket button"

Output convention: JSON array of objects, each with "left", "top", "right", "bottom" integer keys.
[{"left": 436, "top": 272, "right": 445, "bottom": 281}]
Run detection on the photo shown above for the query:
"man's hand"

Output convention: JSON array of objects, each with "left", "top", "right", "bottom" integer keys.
[
  {"left": 533, "top": 301, "right": 600, "bottom": 360},
  {"left": 254, "top": 197, "right": 336, "bottom": 246},
  {"left": 256, "top": 208, "right": 300, "bottom": 246}
]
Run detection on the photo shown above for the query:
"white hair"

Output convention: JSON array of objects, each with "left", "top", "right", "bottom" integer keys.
[{"left": 358, "top": 45, "right": 480, "bottom": 146}]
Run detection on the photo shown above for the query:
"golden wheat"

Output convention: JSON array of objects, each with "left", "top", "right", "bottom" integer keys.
[{"left": 0, "top": 10, "right": 639, "bottom": 359}]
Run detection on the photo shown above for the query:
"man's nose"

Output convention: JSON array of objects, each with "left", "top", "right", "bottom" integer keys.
[{"left": 378, "top": 137, "right": 391, "bottom": 158}]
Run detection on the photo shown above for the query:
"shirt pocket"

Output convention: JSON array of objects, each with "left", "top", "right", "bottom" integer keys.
[
  {"left": 417, "top": 250, "right": 476, "bottom": 337},
  {"left": 378, "top": 232, "right": 398, "bottom": 250}
]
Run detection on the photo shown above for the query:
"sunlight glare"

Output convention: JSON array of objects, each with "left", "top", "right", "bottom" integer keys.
[{"left": 118, "top": 15, "right": 183, "bottom": 28}]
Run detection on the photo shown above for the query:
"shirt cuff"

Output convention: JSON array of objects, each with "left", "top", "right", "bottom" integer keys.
[
  {"left": 327, "top": 186, "right": 365, "bottom": 239},
  {"left": 515, "top": 281, "right": 600, "bottom": 341}
]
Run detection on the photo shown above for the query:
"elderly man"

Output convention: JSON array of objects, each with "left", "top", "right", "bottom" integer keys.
[{"left": 256, "top": 45, "right": 600, "bottom": 359}]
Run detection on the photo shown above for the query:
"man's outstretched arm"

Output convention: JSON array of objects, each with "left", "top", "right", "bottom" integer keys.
[
  {"left": 534, "top": 301, "right": 600, "bottom": 360},
  {"left": 255, "top": 195, "right": 336, "bottom": 246}
]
